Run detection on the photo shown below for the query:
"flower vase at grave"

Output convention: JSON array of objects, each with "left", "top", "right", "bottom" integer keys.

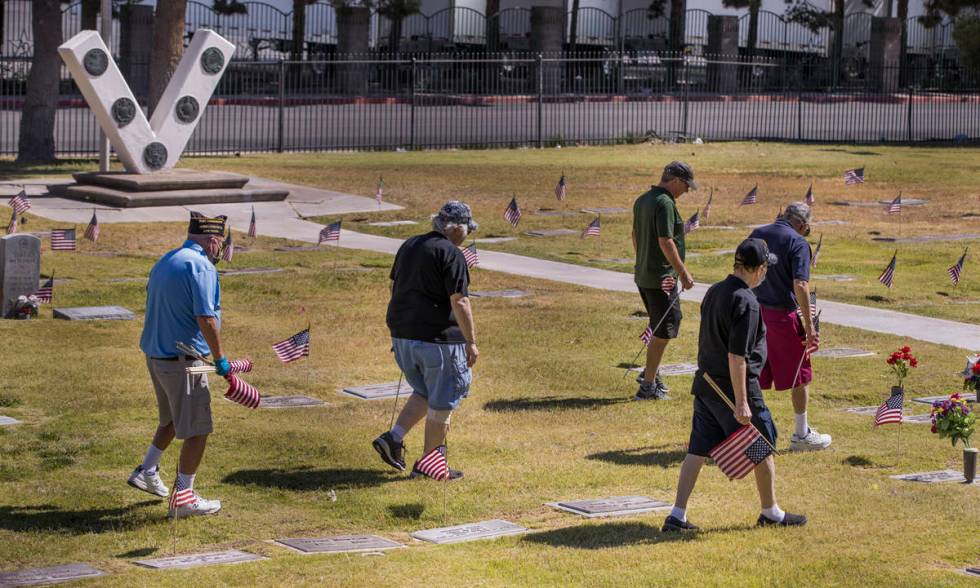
[
  {"left": 891, "top": 386, "right": 903, "bottom": 397},
  {"left": 965, "top": 447, "right": 978, "bottom": 484}
]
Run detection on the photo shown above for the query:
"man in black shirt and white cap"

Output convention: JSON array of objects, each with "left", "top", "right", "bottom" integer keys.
[
  {"left": 662, "top": 238, "right": 807, "bottom": 532},
  {"left": 373, "top": 201, "right": 479, "bottom": 480}
]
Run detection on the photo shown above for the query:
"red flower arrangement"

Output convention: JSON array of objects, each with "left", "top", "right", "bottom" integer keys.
[{"left": 886, "top": 345, "right": 918, "bottom": 388}]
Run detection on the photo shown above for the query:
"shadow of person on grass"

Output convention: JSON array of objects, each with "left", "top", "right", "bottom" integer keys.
[
  {"left": 522, "top": 522, "right": 696, "bottom": 549},
  {"left": 388, "top": 503, "right": 425, "bottom": 520},
  {"left": 222, "top": 467, "right": 393, "bottom": 491},
  {"left": 0, "top": 501, "right": 159, "bottom": 534},
  {"left": 483, "top": 396, "right": 629, "bottom": 412},
  {"left": 587, "top": 445, "right": 688, "bottom": 468}
]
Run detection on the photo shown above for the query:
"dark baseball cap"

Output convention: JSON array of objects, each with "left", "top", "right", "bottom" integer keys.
[
  {"left": 735, "top": 238, "right": 778, "bottom": 267},
  {"left": 664, "top": 161, "right": 697, "bottom": 190}
]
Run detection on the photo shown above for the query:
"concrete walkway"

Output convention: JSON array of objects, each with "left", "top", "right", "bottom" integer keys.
[{"left": 15, "top": 180, "right": 980, "bottom": 351}]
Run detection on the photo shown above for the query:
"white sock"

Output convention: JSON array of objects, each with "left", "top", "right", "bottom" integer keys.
[
  {"left": 175, "top": 471, "right": 196, "bottom": 493},
  {"left": 670, "top": 506, "right": 687, "bottom": 522},
  {"left": 794, "top": 413, "right": 808, "bottom": 438},
  {"left": 762, "top": 504, "right": 785, "bottom": 522},
  {"left": 390, "top": 425, "right": 407, "bottom": 443},
  {"left": 140, "top": 444, "right": 164, "bottom": 473}
]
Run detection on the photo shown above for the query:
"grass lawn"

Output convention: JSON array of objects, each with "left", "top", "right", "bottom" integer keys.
[
  {"left": 0, "top": 216, "right": 977, "bottom": 586},
  {"left": 8, "top": 142, "right": 977, "bottom": 320}
]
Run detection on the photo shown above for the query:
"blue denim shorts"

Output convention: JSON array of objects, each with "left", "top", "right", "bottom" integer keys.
[{"left": 392, "top": 338, "right": 471, "bottom": 410}]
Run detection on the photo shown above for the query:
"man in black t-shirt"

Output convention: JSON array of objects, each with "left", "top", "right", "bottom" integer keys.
[
  {"left": 662, "top": 239, "right": 808, "bottom": 532},
  {"left": 373, "top": 201, "right": 480, "bottom": 480}
]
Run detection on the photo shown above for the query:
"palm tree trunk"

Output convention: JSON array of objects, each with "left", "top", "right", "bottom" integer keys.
[
  {"left": 17, "top": 0, "right": 62, "bottom": 163},
  {"left": 148, "top": 0, "right": 187, "bottom": 117},
  {"left": 569, "top": 0, "right": 580, "bottom": 53},
  {"left": 747, "top": 2, "right": 759, "bottom": 56},
  {"left": 291, "top": 0, "right": 305, "bottom": 62},
  {"left": 897, "top": 0, "right": 909, "bottom": 87},
  {"left": 486, "top": 0, "right": 500, "bottom": 51},
  {"left": 81, "top": 0, "right": 99, "bottom": 31}
]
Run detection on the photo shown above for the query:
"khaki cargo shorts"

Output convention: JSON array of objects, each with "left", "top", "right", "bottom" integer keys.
[{"left": 145, "top": 356, "right": 213, "bottom": 440}]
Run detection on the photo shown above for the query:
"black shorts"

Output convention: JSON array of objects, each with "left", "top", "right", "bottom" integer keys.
[
  {"left": 687, "top": 379, "right": 777, "bottom": 457},
  {"left": 638, "top": 286, "right": 682, "bottom": 340}
]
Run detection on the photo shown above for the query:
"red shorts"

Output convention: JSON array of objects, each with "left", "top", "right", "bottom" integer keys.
[{"left": 758, "top": 307, "right": 812, "bottom": 391}]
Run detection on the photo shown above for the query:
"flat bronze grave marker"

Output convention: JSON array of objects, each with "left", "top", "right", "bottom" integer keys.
[
  {"left": 411, "top": 519, "right": 527, "bottom": 545},
  {"left": 260, "top": 395, "right": 325, "bottom": 409},
  {"left": 473, "top": 237, "right": 517, "bottom": 244},
  {"left": 470, "top": 290, "right": 528, "bottom": 298},
  {"left": 549, "top": 495, "right": 671, "bottom": 518},
  {"left": 341, "top": 382, "right": 414, "bottom": 400},
  {"left": 134, "top": 550, "right": 265, "bottom": 570},
  {"left": 890, "top": 470, "right": 977, "bottom": 485},
  {"left": 811, "top": 347, "right": 875, "bottom": 359},
  {"left": 275, "top": 535, "right": 404, "bottom": 554},
  {"left": 525, "top": 229, "right": 578, "bottom": 237},
  {"left": 912, "top": 393, "right": 975, "bottom": 405},
  {"left": 581, "top": 207, "right": 628, "bottom": 214},
  {"left": 367, "top": 220, "right": 417, "bottom": 227},
  {"left": 629, "top": 363, "right": 697, "bottom": 376},
  {"left": 53, "top": 306, "right": 134, "bottom": 321},
  {"left": 812, "top": 274, "right": 857, "bottom": 282},
  {"left": 0, "top": 563, "right": 106, "bottom": 587},
  {"left": 219, "top": 267, "right": 284, "bottom": 276}
]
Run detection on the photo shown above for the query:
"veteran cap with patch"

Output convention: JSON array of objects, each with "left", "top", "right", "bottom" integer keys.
[{"left": 188, "top": 211, "right": 227, "bottom": 236}]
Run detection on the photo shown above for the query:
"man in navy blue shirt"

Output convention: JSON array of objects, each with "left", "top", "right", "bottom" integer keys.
[
  {"left": 129, "top": 212, "right": 236, "bottom": 518},
  {"left": 748, "top": 202, "right": 830, "bottom": 451}
]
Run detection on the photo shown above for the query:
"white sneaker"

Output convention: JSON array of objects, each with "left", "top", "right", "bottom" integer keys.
[
  {"left": 168, "top": 493, "right": 222, "bottom": 519},
  {"left": 789, "top": 428, "right": 832, "bottom": 451},
  {"left": 127, "top": 466, "right": 169, "bottom": 498}
]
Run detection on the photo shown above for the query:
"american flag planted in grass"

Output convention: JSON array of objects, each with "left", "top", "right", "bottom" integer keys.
[
  {"left": 32, "top": 277, "right": 53, "bottom": 303},
  {"left": 874, "top": 389, "right": 904, "bottom": 426},
  {"left": 581, "top": 217, "right": 601, "bottom": 238},
  {"left": 504, "top": 197, "right": 522, "bottom": 227},
  {"left": 461, "top": 243, "right": 479, "bottom": 268},
  {"left": 228, "top": 359, "right": 253, "bottom": 374},
  {"left": 843, "top": 167, "right": 865, "bottom": 185},
  {"left": 878, "top": 252, "right": 897, "bottom": 288},
  {"left": 805, "top": 183, "right": 814, "bottom": 205},
  {"left": 84, "top": 210, "right": 99, "bottom": 242},
  {"left": 414, "top": 446, "right": 449, "bottom": 480},
  {"left": 683, "top": 209, "right": 699, "bottom": 235},
  {"left": 248, "top": 206, "right": 257, "bottom": 238},
  {"left": 702, "top": 190, "right": 713, "bottom": 221},
  {"left": 709, "top": 425, "right": 773, "bottom": 480},
  {"left": 8, "top": 191, "right": 30, "bottom": 214},
  {"left": 319, "top": 221, "right": 341, "bottom": 244},
  {"left": 885, "top": 193, "right": 902, "bottom": 215},
  {"left": 555, "top": 174, "right": 567, "bottom": 201},
  {"left": 810, "top": 233, "right": 823, "bottom": 267},
  {"left": 169, "top": 476, "right": 196, "bottom": 511},
  {"left": 740, "top": 185, "right": 758, "bottom": 206},
  {"left": 948, "top": 249, "right": 967, "bottom": 286},
  {"left": 273, "top": 328, "right": 311, "bottom": 363},
  {"left": 51, "top": 229, "right": 76, "bottom": 251},
  {"left": 221, "top": 231, "right": 234, "bottom": 262},
  {"left": 224, "top": 374, "right": 261, "bottom": 409},
  {"left": 375, "top": 177, "right": 384, "bottom": 205}
]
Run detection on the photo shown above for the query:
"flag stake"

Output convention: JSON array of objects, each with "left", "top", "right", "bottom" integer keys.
[
  {"left": 701, "top": 373, "right": 778, "bottom": 454},
  {"left": 791, "top": 309, "right": 822, "bottom": 388},
  {"left": 621, "top": 288, "right": 681, "bottom": 380},
  {"left": 388, "top": 373, "right": 403, "bottom": 433}
]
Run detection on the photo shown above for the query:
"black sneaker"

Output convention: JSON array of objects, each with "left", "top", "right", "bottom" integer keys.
[
  {"left": 634, "top": 369, "right": 670, "bottom": 393},
  {"left": 661, "top": 515, "right": 699, "bottom": 533},
  {"left": 757, "top": 512, "right": 807, "bottom": 527},
  {"left": 635, "top": 380, "right": 670, "bottom": 401},
  {"left": 372, "top": 432, "right": 406, "bottom": 471}
]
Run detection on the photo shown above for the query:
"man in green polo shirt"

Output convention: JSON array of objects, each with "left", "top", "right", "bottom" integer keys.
[{"left": 631, "top": 161, "right": 697, "bottom": 400}]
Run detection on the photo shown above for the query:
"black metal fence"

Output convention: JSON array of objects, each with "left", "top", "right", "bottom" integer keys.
[{"left": 2, "top": 51, "right": 978, "bottom": 157}]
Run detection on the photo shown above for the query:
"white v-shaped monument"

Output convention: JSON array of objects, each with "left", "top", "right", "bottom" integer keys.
[{"left": 59, "top": 29, "right": 233, "bottom": 174}]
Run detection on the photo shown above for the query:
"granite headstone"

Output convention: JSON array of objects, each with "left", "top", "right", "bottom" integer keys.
[
  {"left": 811, "top": 347, "right": 875, "bottom": 359},
  {"left": 550, "top": 495, "right": 671, "bottom": 518},
  {"left": 260, "top": 395, "right": 325, "bottom": 409},
  {"left": 53, "top": 306, "right": 135, "bottom": 321},
  {"left": 342, "top": 382, "right": 414, "bottom": 400},
  {"left": 0, "top": 416, "right": 21, "bottom": 426},
  {"left": 0, "top": 563, "right": 105, "bottom": 587},
  {"left": 0, "top": 234, "right": 41, "bottom": 318},
  {"left": 275, "top": 535, "right": 403, "bottom": 554},
  {"left": 411, "top": 519, "right": 527, "bottom": 544},
  {"left": 890, "top": 470, "right": 977, "bottom": 484},
  {"left": 134, "top": 550, "right": 264, "bottom": 570}
]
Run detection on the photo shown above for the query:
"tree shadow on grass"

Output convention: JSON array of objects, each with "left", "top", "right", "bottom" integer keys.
[
  {"left": 522, "top": 522, "right": 695, "bottom": 549},
  {"left": 0, "top": 501, "right": 158, "bottom": 535},
  {"left": 483, "top": 396, "right": 629, "bottom": 412},
  {"left": 587, "top": 445, "right": 688, "bottom": 468},
  {"left": 222, "top": 467, "right": 393, "bottom": 491}
]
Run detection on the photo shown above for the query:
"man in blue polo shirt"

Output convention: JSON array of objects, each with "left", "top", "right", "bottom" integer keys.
[
  {"left": 748, "top": 202, "right": 830, "bottom": 451},
  {"left": 128, "top": 212, "right": 236, "bottom": 518}
]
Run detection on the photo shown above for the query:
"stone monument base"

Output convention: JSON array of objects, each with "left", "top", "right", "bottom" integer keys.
[{"left": 49, "top": 169, "right": 289, "bottom": 208}]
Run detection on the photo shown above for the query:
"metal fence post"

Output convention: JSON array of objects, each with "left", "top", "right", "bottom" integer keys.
[
  {"left": 907, "top": 86, "right": 913, "bottom": 144},
  {"left": 277, "top": 59, "right": 285, "bottom": 153},
  {"left": 797, "top": 87, "right": 803, "bottom": 142},
  {"left": 537, "top": 54, "right": 544, "bottom": 148},
  {"left": 411, "top": 58, "right": 417, "bottom": 150},
  {"left": 682, "top": 54, "right": 689, "bottom": 138}
]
